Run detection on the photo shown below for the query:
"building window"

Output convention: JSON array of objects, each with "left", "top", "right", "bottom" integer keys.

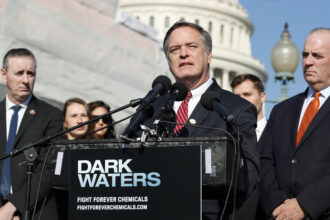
[
  {"left": 136, "top": 16, "right": 140, "bottom": 20},
  {"left": 149, "top": 16, "right": 155, "bottom": 27},
  {"left": 179, "top": 17, "right": 185, "bottom": 22},
  {"left": 208, "top": 22, "right": 212, "bottom": 34},
  {"left": 229, "top": 71, "right": 236, "bottom": 85},
  {"left": 165, "top": 16, "right": 170, "bottom": 28},
  {"left": 195, "top": 19, "right": 199, "bottom": 25},
  {"left": 238, "top": 27, "right": 242, "bottom": 49},
  {"left": 220, "top": 24, "right": 224, "bottom": 44},
  {"left": 213, "top": 68, "right": 223, "bottom": 87},
  {"left": 230, "top": 27, "right": 234, "bottom": 47}
]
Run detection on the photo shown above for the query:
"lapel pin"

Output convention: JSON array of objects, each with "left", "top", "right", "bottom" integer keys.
[
  {"left": 29, "top": 109, "right": 36, "bottom": 115},
  {"left": 189, "top": 118, "right": 196, "bottom": 125}
]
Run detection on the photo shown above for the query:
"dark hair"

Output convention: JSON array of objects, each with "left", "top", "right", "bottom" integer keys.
[
  {"left": 230, "top": 74, "right": 264, "bottom": 93},
  {"left": 3, "top": 48, "right": 37, "bottom": 71},
  {"left": 163, "top": 21, "right": 212, "bottom": 60},
  {"left": 62, "top": 97, "right": 91, "bottom": 139},
  {"left": 88, "top": 100, "right": 115, "bottom": 139}
]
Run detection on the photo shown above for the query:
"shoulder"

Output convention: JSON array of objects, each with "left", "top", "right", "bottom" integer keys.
[
  {"left": 207, "top": 79, "right": 257, "bottom": 119},
  {"left": 272, "top": 92, "right": 305, "bottom": 113},
  {"left": 208, "top": 79, "right": 254, "bottom": 109},
  {"left": 30, "top": 96, "right": 62, "bottom": 116}
]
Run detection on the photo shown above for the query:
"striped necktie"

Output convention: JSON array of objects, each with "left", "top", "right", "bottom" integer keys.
[
  {"left": 296, "top": 92, "right": 320, "bottom": 146},
  {"left": 174, "top": 92, "right": 192, "bottom": 136}
]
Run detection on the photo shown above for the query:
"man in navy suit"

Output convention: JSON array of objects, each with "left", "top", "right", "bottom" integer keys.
[
  {"left": 0, "top": 48, "right": 62, "bottom": 220},
  {"left": 138, "top": 21, "right": 259, "bottom": 220},
  {"left": 259, "top": 28, "right": 330, "bottom": 220}
]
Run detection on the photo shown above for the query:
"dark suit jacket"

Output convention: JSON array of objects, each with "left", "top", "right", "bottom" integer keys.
[
  {"left": 259, "top": 89, "right": 330, "bottom": 219},
  {"left": 0, "top": 95, "right": 62, "bottom": 220},
  {"left": 139, "top": 79, "right": 259, "bottom": 217}
]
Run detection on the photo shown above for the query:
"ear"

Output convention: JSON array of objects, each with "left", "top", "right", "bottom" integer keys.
[
  {"left": 260, "top": 92, "right": 266, "bottom": 104},
  {"left": 1, "top": 68, "right": 7, "bottom": 83},
  {"left": 207, "top": 51, "right": 212, "bottom": 64},
  {"left": 63, "top": 121, "right": 68, "bottom": 130}
]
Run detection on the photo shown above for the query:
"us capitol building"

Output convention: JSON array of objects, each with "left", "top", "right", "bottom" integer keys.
[
  {"left": 0, "top": 0, "right": 266, "bottom": 131},
  {"left": 119, "top": 0, "right": 267, "bottom": 90}
]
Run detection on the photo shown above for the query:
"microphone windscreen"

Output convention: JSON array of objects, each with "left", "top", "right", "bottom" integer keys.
[
  {"left": 171, "top": 82, "right": 188, "bottom": 101},
  {"left": 201, "top": 91, "right": 221, "bottom": 111},
  {"left": 152, "top": 75, "right": 172, "bottom": 95}
]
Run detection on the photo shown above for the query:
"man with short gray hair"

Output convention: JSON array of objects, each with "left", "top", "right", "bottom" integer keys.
[{"left": 0, "top": 48, "right": 62, "bottom": 220}]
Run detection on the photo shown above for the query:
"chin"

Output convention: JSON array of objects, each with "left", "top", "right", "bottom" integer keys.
[{"left": 96, "top": 131, "right": 107, "bottom": 137}]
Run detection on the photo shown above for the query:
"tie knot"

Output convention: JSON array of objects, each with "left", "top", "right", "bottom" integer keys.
[
  {"left": 186, "top": 92, "right": 192, "bottom": 101},
  {"left": 314, "top": 91, "right": 320, "bottom": 99},
  {"left": 12, "top": 105, "right": 21, "bottom": 112}
]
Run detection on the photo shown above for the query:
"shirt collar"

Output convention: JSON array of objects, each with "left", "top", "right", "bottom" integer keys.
[
  {"left": 6, "top": 94, "right": 32, "bottom": 110},
  {"left": 190, "top": 76, "right": 213, "bottom": 98},
  {"left": 257, "top": 117, "right": 267, "bottom": 130},
  {"left": 307, "top": 85, "right": 330, "bottom": 99}
]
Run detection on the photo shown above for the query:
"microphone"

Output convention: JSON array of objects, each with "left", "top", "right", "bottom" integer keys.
[
  {"left": 123, "top": 106, "right": 154, "bottom": 138},
  {"left": 201, "top": 91, "right": 235, "bottom": 124},
  {"left": 137, "top": 75, "right": 172, "bottom": 111},
  {"left": 155, "top": 82, "right": 188, "bottom": 123},
  {"left": 153, "top": 82, "right": 188, "bottom": 137},
  {"left": 170, "top": 82, "right": 188, "bottom": 102}
]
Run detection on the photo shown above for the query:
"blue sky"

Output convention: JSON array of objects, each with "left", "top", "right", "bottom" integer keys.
[{"left": 240, "top": 0, "right": 330, "bottom": 117}]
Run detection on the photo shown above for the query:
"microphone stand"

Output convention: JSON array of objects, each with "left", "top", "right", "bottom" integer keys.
[{"left": 0, "top": 98, "right": 141, "bottom": 220}]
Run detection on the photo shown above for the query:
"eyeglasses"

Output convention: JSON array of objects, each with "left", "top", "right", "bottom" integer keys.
[{"left": 91, "top": 115, "right": 112, "bottom": 125}]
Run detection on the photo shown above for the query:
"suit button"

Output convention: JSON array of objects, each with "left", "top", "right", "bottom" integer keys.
[{"left": 291, "top": 159, "right": 298, "bottom": 164}]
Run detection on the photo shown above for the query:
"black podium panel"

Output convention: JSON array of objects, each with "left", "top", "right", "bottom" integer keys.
[
  {"left": 51, "top": 137, "right": 241, "bottom": 199},
  {"left": 50, "top": 137, "right": 245, "bottom": 219},
  {"left": 68, "top": 145, "right": 200, "bottom": 220}
]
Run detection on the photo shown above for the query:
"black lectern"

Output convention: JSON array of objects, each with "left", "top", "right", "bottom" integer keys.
[{"left": 50, "top": 137, "right": 246, "bottom": 220}]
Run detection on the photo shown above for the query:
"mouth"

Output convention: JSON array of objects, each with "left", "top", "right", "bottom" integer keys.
[
  {"left": 19, "top": 87, "right": 30, "bottom": 92},
  {"left": 179, "top": 62, "right": 193, "bottom": 67},
  {"left": 77, "top": 126, "right": 87, "bottom": 130},
  {"left": 304, "top": 67, "right": 316, "bottom": 74}
]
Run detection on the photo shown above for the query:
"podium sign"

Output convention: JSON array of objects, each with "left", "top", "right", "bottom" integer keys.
[{"left": 69, "top": 146, "right": 201, "bottom": 220}]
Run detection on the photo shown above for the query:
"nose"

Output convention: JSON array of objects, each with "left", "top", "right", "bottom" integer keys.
[
  {"left": 303, "top": 54, "right": 314, "bottom": 67},
  {"left": 77, "top": 116, "right": 83, "bottom": 123},
  {"left": 179, "top": 46, "right": 189, "bottom": 58},
  {"left": 22, "top": 73, "right": 29, "bottom": 83}
]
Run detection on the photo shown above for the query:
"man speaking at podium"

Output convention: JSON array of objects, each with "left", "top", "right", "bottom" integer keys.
[
  {"left": 0, "top": 48, "right": 62, "bottom": 220},
  {"left": 140, "top": 21, "right": 259, "bottom": 219}
]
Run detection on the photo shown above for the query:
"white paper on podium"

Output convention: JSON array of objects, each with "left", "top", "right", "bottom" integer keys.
[
  {"left": 205, "top": 148, "right": 212, "bottom": 174},
  {"left": 54, "top": 151, "right": 64, "bottom": 175}
]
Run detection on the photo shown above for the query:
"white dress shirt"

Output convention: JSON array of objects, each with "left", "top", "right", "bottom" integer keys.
[
  {"left": 5, "top": 95, "right": 32, "bottom": 139},
  {"left": 173, "top": 77, "right": 213, "bottom": 117},
  {"left": 256, "top": 117, "right": 267, "bottom": 142},
  {"left": 297, "top": 86, "right": 330, "bottom": 130}
]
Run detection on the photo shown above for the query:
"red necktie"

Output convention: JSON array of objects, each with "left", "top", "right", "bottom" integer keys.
[
  {"left": 296, "top": 92, "right": 320, "bottom": 146},
  {"left": 174, "top": 92, "right": 192, "bottom": 136}
]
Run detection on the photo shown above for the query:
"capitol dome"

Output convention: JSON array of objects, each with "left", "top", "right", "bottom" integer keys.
[{"left": 119, "top": 0, "right": 267, "bottom": 90}]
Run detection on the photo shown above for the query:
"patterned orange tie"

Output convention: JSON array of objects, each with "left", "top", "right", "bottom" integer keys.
[
  {"left": 174, "top": 92, "right": 192, "bottom": 136},
  {"left": 296, "top": 91, "right": 320, "bottom": 146}
]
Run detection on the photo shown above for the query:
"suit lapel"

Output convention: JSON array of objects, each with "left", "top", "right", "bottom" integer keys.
[
  {"left": 0, "top": 99, "right": 7, "bottom": 154},
  {"left": 289, "top": 93, "right": 306, "bottom": 150},
  {"left": 187, "top": 81, "right": 220, "bottom": 135},
  {"left": 14, "top": 96, "right": 39, "bottom": 149},
  {"left": 297, "top": 94, "right": 330, "bottom": 148}
]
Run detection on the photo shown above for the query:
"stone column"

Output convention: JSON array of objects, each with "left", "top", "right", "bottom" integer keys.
[{"left": 222, "top": 69, "right": 230, "bottom": 90}]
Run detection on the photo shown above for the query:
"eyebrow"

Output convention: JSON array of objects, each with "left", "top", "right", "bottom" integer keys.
[
  {"left": 15, "top": 70, "right": 36, "bottom": 75},
  {"left": 169, "top": 40, "right": 201, "bottom": 48}
]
